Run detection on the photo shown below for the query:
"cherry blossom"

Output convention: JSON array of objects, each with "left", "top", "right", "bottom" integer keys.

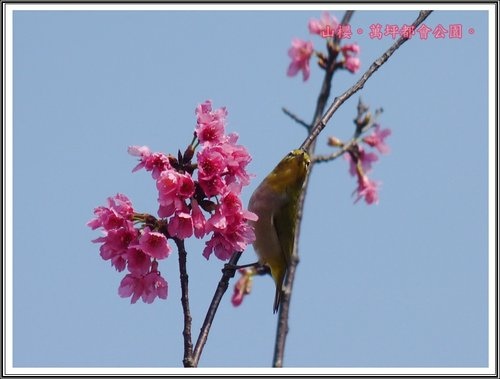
[{"left": 287, "top": 38, "right": 314, "bottom": 81}]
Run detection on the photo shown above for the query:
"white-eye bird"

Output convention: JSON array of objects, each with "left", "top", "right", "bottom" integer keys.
[{"left": 248, "top": 149, "right": 310, "bottom": 313}]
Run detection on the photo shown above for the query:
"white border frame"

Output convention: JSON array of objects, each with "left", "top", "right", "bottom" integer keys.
[{"left": 3, "top": 2, "right": 497, "bottom": 376}]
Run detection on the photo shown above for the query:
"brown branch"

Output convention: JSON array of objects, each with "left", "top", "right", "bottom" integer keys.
[
  {"left": 174, "top": 238, "right": 194, "bottom": 367},
  {"left": 191, "top": 251, "right": 243, "bottom": 367},
  {"left": 282, "top": 107, "right": 311, "bottom": 129},
  {"left": 312, "top": 139, "right": 356, "bottom": 164},
  {"left": 273, "top": 10, "right": 433, "bottom": 367}
]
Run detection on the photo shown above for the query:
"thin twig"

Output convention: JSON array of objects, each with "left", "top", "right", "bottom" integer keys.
[
  {"left": 313, "top": 136, "right": 359, "bottom": 164},
  {"left": 174, "top": 238, "right": 194, "bottom": 367},
  {"left": 192, "top": 251, "right": 243, "bottom": 367},
  {"left": 282, "top": 107, "right": 311, "bottom": 129},
  {"left": 313, "top": 104, "right": 383, "bottom": 163}
]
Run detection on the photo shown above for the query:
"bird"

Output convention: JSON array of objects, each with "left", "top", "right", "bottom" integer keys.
[{"left": 248, "top": 149, "right": 310, "bottom": 313}]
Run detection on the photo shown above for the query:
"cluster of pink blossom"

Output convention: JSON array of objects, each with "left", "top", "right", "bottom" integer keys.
[
  {"left": 287, "top": 11, "right": 361, "bottom": 81},
  {"left": 87, "top": 194, "right": 169, "bottom": 303},
  {"left": 344, "top": 124, "right": 392, "bottom": 205},
  {"left": 88, "top": 100, "right": 256, "bottom": 304}
]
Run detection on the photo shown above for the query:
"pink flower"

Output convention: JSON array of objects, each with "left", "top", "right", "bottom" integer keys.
[
  {"left": 195, "top": 100, "right": 228, "bottom": 146},
  {"left": 141, "top": 270, "right": 168, "bottom": 303},
  {"left": 128, "top": 145, "right": 152, "bottom": 172},
  {"left": 219, "top": 184, "right": 254, "bottom": 217},
  {"left": 341, "top": 43, "right": 360, "bottom": 54},
  {"left": 345, "top": 147, "right": 379, "bottom": 176},
  {"left": 203, "top": 188, "right": 257, "bottom": 261},
  {"left": 126, "top": 248, "right": 152, "bottom": 275},
  {"left": 198, "top": 175, "right": 226, "bottom": 199},
  {"left": 308, "top": 11, "right": 339, "bottom": 36},
  {"left": 118, "top": 274, "right": 144, "bottom": 304},
  {"left": 287, "top": 38, "right": 314, "bottom": 81},
  {"left": 156, "top": 170, "right": 195, "bottom": 218},
  {"left": 157, "top": 171, "right": 180, "bottom": 217},
  {"left": 118, "top": 269, "right": 168, "bottom": 304},
  {"left": 128, "top": 145, "right": 171, "bottom": 179},
  {"left": 93, "top": 221, "right": 138, "bottom": 272},
  {"left": 344, "top": 56, "right": 360, "bottom": 73},
  {"left": 341, "top": 43, "right": 361, "bottom": 73},
  {"left": 87, "top": 194, "right": 134, "bottom": 231},
  {"left": 363, "top": 124, "right": 392, "bottom": 154},
  {"left": 231, "top": 268, "right": 254, "bottom": 307},
  {"left": 203, "top": 223, "right": 255, "bottom": 261},
  {"left": 168, "top": 211, "right": 194, "bottom": 239},
  {"left": 196, "top": 131, "right": 252, "bottom": 197},
  {"left": 197, "top": 146, "right": 226, "bottom": 178},
  {"left": 194, "top": 102, "right": 253, "bottom": 197},
  {"left": 197, "top": 146, "right": 228, "bottom": 196},
  {"left": 202, "top": 233, "right": 234, "bottom": 261},
  {"left": 88, "top": 195, "right": 141, "bottom": 272},
  {"left": 177, "top": 173, "right": 196, "bottom": 198},
  {"left": 219, "top": 186, "right": 258, "bottom": 223},
  {"left": 223, "top": 133, "right": 252, "bottom": 186},
  {"left": 354, "top": 174, "right": 380, "bottom": 205},
  {"left": 191, "top": 199, "right": 206, "bottom": 238},
  {"left": 136, "top": 226, "right": 171, "bottom": 259},
  {"left": 220, "top": 190, "right": 242, "bottom": 215}
]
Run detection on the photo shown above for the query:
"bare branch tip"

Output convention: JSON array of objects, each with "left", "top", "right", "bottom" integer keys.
[{"left": 282, "top": 107, "right": 311, "bottom": 129}]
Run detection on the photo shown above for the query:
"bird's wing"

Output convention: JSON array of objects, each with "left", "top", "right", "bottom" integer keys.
[{"left": 272, "top": 198, "right": 295, "bottom": 269}]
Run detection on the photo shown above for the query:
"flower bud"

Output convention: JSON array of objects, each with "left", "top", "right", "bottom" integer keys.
[
  {"left": 316, "top": 51, "right": 328, "bottom": 69},
  {"left": 168, "top": 154, "right": 178, "bottom": 167},
  {"left": 183, "top": 145, "right": 195, "bottom": 163},
  {"left": 357, "top": 112, "right": 372, "bottom": 129},
  {"left": 327, "top": 136, "right": 343, "bottom": 147}
]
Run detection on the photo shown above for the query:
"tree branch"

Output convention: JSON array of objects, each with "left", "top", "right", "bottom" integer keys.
[
  {"left": 192, "top": 251, "right": 243, "bottom": 367},
  {"left": 273, "top": 9, "right": 355, "bottom": 368},
  {"left": 273, "top": 9, "right": 433, "bottom": 367},
  {"left": 273, "top": 11, "right": 354, "bottom": 367},
  {"left": 282, "top": 107, "right": 311, "bottom": 129},
  {"left": 312, "top": 137, "right": 359, "bottom": 163},
  {"left": 174, "top": 238, "right": 194, "bottom": 367}
]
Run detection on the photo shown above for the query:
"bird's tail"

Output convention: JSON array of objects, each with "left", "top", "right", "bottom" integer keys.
[
  {"left": 273, "top": 286, "right": 282, "bottom": 313},
  {"left": 272, "top": 267, "right": 286, "bottom": 313}
]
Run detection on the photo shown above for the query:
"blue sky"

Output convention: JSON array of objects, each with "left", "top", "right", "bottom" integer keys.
[{"left": 6, "top": 4, "right": 495, "bottom": 374}]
